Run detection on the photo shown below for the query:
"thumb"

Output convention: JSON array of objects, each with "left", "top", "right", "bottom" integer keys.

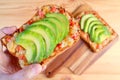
[
  {"left": 1, "top": 26, "right": 17, "bottom": 35},
  {"left": 10, "top": 64, "right": 45, "bottom": 80}
]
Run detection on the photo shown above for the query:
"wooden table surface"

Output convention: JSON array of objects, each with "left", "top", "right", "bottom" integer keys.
[{"left": 0, "top": 0, "right": 120, "bottom": 80}]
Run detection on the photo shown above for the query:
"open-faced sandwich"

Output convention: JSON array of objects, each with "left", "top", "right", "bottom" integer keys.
[
  {"left": 77, "top": 11, "right": 118, "bottom": 52},
  {"left": 1, "top": 5, "right": 80, "bottom": 68}
]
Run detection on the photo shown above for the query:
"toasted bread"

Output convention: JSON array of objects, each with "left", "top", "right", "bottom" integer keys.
[
  {"left": 76, "top": 11, "right": 118, "bottom": 52},
  {"left": 1, "top": 5, "right": 80, "bottom": 67}
]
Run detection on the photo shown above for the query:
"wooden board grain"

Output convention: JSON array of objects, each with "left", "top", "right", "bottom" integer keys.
[
  {"left": 45, "top": 39, "right": 82, "bottom": 77},
  {"left": 67, "top": 36, "right": 118, "bottom": 74}
]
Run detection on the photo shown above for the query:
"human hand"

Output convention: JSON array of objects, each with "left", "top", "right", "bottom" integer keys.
[{"left": 0, "top": 26, "right": 46, "bottom": 80}]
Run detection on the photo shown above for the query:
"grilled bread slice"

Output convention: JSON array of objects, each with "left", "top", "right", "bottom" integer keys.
[
  {"left": 1, "top": 5, "right": 80, "bottom": 68},
  {"left": 76, "top": 11, "right": 118, "bottom": 52}
]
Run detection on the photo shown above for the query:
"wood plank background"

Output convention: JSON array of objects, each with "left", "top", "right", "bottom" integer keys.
[{"left": 0, "top": 0, "right": 120, "bottom": 80}]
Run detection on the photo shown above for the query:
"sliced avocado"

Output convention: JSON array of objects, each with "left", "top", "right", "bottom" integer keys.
[
  {"left": 84, "top": 17, "right": 98, "bottom": 32},
  {"left": 103, "top": 27, "right": 111, "bottom": 35},
  {"left": 99, "top": 31, "right": 110, "bottom": 43},
  {"left": 91, "top": 28, "right": 105, "bottom": 43},
  {"left": 90, "top": 24, "right": 104, "bottom": 41},
  {"left": 31, "top": 19, "right": 57, "bottom": 43},
  {"left": 46, "top": 13, "right": 69, "bottom": 37},
  {"left": 16, "top": 30, "right": 46, "bottom": 62},
  {"left": 98, "top": 27, "right": 111, "bottom": 43},
  {"left": 88, "top": 20, "right": 102, "bottom": 34},
  {"left": 80, "top": 14, "right": 94, "bottom": 30},
  {"left": 15, "top": 38, "right": 36, "bottom": 64},
  {"left": 42, "top": 17, "right": 63, "bottom": 43},
  {"left": 90, "top": 25, "right": 111, "bottom": 43},
  {"left": 81, "top": 14, "right": 111, "bottom": 43},
  {"left": 45, "top": 15, "right": 65, "bottom": 41},
  {"left": 41, "top": 18, "right": 61, "bottom": 43},
  {"left": 26, "top": 25, "right": 56, "bottom": 59}
]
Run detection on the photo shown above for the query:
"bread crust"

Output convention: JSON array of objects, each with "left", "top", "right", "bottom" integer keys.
[{"left": 76, "top": 11, "right": 118, "bottom": 52}]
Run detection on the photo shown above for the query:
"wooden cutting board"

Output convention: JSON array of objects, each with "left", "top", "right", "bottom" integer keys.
[
  {"left": 65, "top": 4, "right": 119, "bottom": 75},
  {"left": 45, "top": 3, "right": 118, "bottom": 77}
]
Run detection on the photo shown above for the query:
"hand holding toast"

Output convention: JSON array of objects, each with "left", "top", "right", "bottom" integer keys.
[{"left": 0, "top": 26, "right": 46, "bottom": 80}]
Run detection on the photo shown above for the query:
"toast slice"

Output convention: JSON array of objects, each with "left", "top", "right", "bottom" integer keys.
[
  {"left": 76, "top": 11, "right": 118, "bottom": 52},
  {"left": 1, "top": 5, "right": 80, "bottom": 68}
]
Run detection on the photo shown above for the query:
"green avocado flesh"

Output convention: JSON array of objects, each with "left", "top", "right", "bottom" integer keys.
[
  {"left": 42, "top": 17, "right": 63, "bottom": 43},
  {"left": 83, "top": 17, "right": 98, "bottom": 32},
  {"left": 32, "top": 19, "right": 57, "bottom": 42},
  {"left": 46, "top": 13, "right": 69, "bottom": 37},
  {"left": 80, "top": 14, "right": 111, "bottom": 44},
  {"left": 80, "top": 14, "right": 94, "bottom": 30},
  {"left": 15, "top": 13, "right": 69, "bottom": 64},
  {"left": 91, "top": 27, "right": 105, "bottom": 43},
  {"left": 16, "top": 30, "right": 45, "bottom": 63},
  {"left": 88, "top": 20, "right": 102, "bottom": 34},
  {"left": 26, "top": 25, "right": 56, "bottom": 59},
  {"left": 38, "top": 18, "right": 62, "bottom": 43},
  {"left": 15, "top": 38, "right": 36, "bottom": 63}
]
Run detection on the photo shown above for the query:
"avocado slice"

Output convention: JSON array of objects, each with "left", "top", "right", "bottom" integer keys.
[
  {"left": 90, "top": 25, "right": 111, "bottom": 43},
  {"left": 41, "top": 17, "right": 63, "bottom": 43},
  {"left": 88, "top": 20, "right": 102, "bottom": 34},
  {"left": 15, "top": 38, "right": 36, "bottom": 64},
  {"left": 16, "top": 30, "right": 46, "bottom": 62},
  {"left": 83, "top": 17, "right": 98, "bottom": 32},
  {"left": 41, "top": 18, "right": 61, "bottom": 43},
  {"left": 90, "top": 24, "right": 104, "bottom": 41},
  {"left": 45, "top": 14, "right": 65, "bottom": 41},
  {"left": 98, "top": 27, "right": 111, "bottom": 43},
  {"left": 91, "top": 28, "right": 105, "bottom": 43},
  {"left": 99, "top": 31, "right": 110, "bottom": 43},
  {"left": 26, "top": 25, "right": 56, "bottom": 59},
  {"left": 80, "top": 14, "right": 94, "bottom": 30},
  {"left": 32, "top": 19, "right": 57, "bottom": 43},
  {"left": 103, "top": 27, "right": 111, "bottom": 35},
  {"left": 46, "top": 13, "right": 69, "bottom": 37}
]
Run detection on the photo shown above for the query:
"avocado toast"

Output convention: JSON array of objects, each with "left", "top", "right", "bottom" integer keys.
[
  {"left": 1, "top": 5, "right": 80, "bottom": 68},
  {"left": 77, "top": 11, "right": 117, "bottom": 52}
]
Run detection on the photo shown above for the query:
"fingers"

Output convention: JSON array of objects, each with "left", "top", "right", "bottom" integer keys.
[
  {"left": 1, "top": 26, "right": 17, "bottom": 35},
  {"left": 10, "top": 64, "right": 46, "bottom": 80},
  {"left": 0, "top": 26, "right": 17, "bottom": 39},
  {"left": 0, "top": 26, "right": 17, "bottom": 52},
  {"left": 0, "top": 73, "right": 10, "bottom": 80},
  {"left": 0, "top": 31, "right": 6, "bottom": 39}
]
